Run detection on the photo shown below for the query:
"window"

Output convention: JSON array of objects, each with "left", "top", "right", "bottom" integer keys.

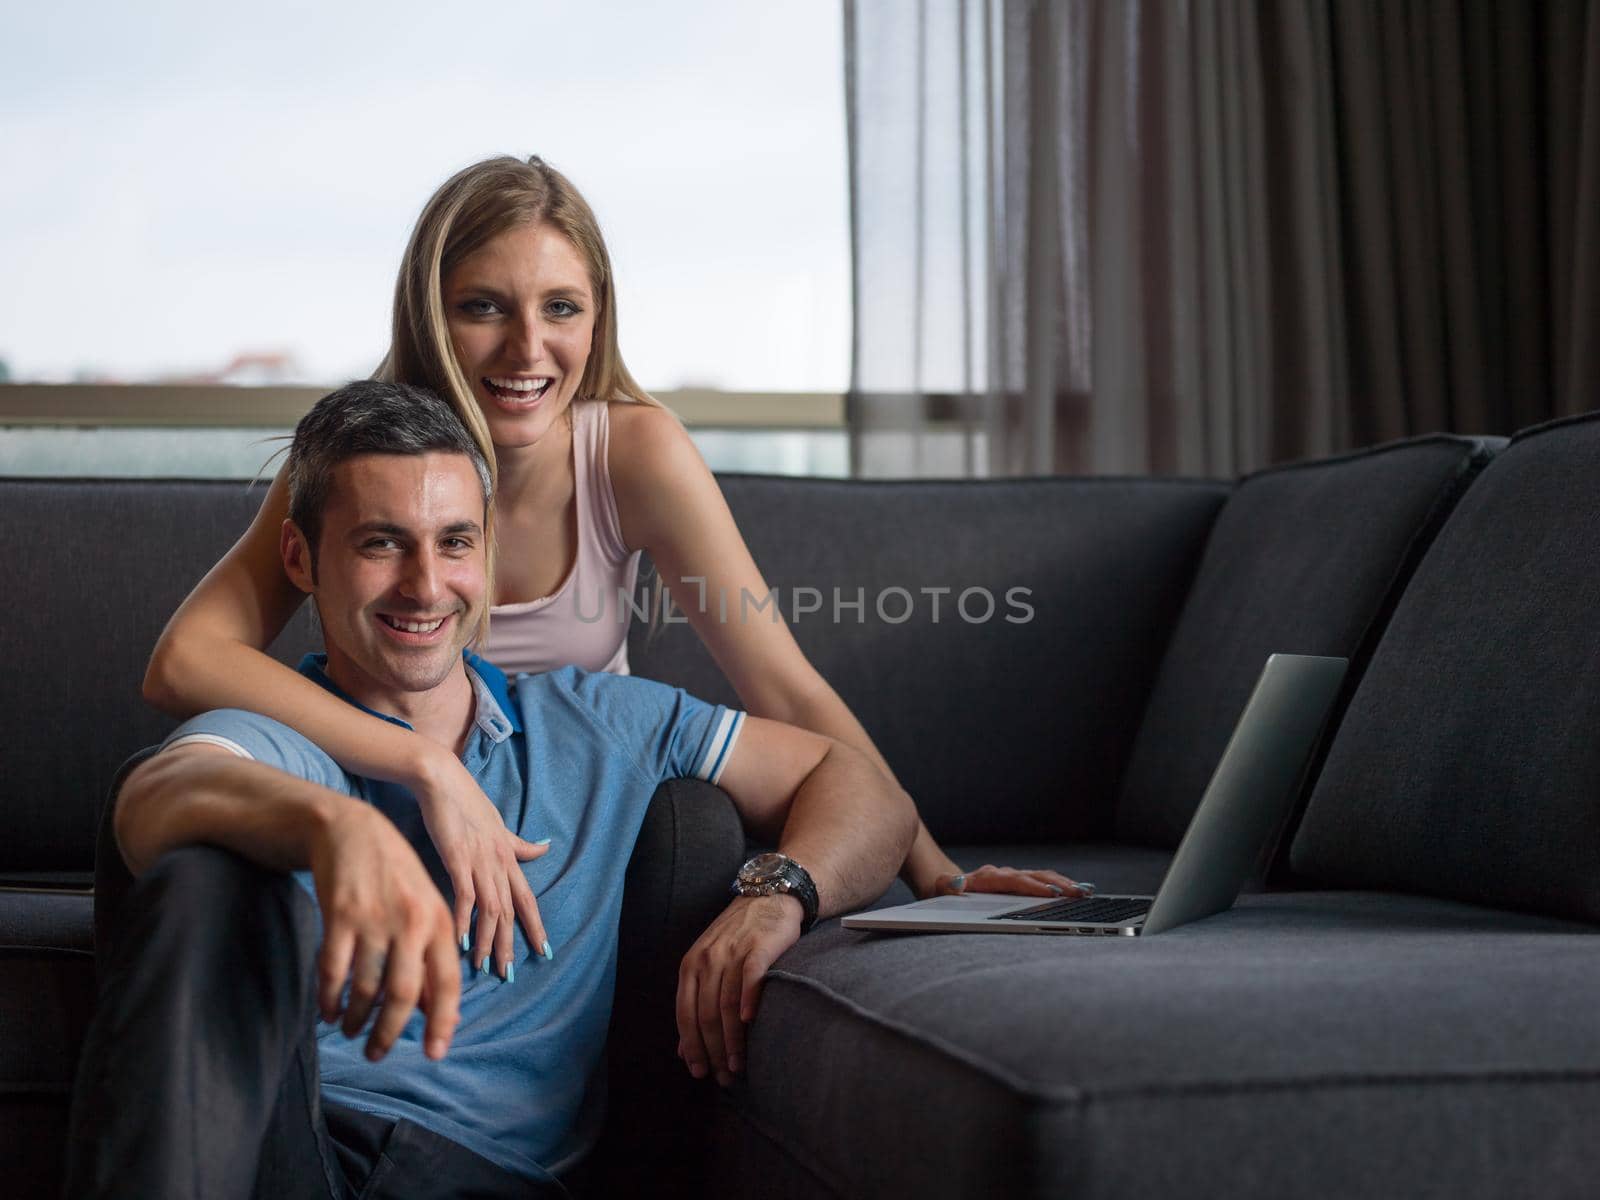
[{"left": 0, "top": 1, "right": 849, "bottom": 475}]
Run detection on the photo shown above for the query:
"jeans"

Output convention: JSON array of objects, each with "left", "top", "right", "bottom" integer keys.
[{"left": 64, "top": 845, "right": 573, "bottom": 1199}]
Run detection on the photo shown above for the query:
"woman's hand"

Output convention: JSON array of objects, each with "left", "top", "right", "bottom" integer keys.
[
  {"left": 928, "top": 864, "right": 1095, "bottom": 900},
  {"left": 412, "top": 746, "right": 551, "bottom": 980}
]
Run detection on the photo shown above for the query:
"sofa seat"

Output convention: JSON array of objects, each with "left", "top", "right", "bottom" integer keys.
[{"left": 721, "top": 891, "right": 1600, "bottom": 1200}]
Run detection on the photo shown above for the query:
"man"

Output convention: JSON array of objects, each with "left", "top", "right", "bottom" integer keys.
[{"left": 66, "top": 380, "right": 916, "bottom": 1198}]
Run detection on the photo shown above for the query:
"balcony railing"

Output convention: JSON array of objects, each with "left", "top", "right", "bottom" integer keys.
[{"left": 0, "top": 384, "right": 849, "bottom": 478}]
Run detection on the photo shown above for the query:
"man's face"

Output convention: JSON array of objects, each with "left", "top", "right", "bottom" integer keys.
[{"left": 284, "top": 452, "right": 487, "bottom": 705}]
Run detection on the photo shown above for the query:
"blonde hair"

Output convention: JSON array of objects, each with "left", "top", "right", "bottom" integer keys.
[{"left": 377, "top": 155, "right": 663, "bottom": 642}]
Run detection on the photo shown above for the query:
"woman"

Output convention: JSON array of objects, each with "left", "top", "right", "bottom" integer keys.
[{"left": 145, "top": 156, "right": 1082, "bottom": 983}]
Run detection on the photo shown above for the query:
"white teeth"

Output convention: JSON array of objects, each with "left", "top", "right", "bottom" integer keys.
[
  {"left": 487, "top": 376, "right": 551, "bottom": 394},
  {"left": 385, "top": 616, "right": 444, "bottom": 633}
]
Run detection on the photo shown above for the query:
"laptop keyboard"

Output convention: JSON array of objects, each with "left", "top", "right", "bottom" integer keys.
[{"left": 992, "top": 896, "right": 1151, "bottom": 924}]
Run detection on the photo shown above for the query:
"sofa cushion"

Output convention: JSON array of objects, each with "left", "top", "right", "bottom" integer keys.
[
  {"left": 1114, "top": 436, "right": 1494, "bottom": 849},
  {"left": 631, "top": 475, "right": 1230, "bottom": 842},
  {"left": 725, "top": 892, "right": 1600, "bottom": 1199},
  {"left": 1, "top": 479, "right": 319, "bottom": 874},
  {"left": 0, "top": 947, "right": 96, "bottom": 1198},
  {"left": 1291, "top": 414, "right": 1600, "bottom": 921}
]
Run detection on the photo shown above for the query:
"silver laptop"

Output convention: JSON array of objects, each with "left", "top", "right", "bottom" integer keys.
[{"left": 842, "top": 653, "right": 1347, "bottom": 938}]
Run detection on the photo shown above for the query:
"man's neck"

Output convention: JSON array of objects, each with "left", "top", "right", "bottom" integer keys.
[{"left": 322, "top": 654, "right": 478, "bottom": 757}]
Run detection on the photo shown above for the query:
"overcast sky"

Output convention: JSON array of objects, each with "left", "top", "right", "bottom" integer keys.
[{"left": 0, "top": 0, "right": 851, "bottom": 391}]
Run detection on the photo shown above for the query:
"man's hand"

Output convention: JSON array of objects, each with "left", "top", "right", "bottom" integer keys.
[
  {"left": 930, "top": 864, "right": 1093, "bottom": 899},
  {"left": 676, "top": 894, "right": 803, "bottom": 1086},
  {"left": 310, "top": 802, "right": 462, "bottom": 1062},
  {"left": 413, "top": 744, "right": 551, "bottom": 980}
]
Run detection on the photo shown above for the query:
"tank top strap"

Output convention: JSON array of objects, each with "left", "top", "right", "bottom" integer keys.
[{"left": 571, "top": 400, "right": 632, "bottom": 564}]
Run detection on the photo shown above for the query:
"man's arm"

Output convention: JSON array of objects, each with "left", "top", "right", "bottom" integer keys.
[
  {"left": 116, "top": 745, "right": 462, "bottom": 1061},
  {"left": 674, "top": 718, "right": 917, "bottom": 1085}
]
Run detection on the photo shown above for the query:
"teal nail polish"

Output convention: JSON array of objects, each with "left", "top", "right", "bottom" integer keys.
[
  {"left": 460, "top": 934, "right": 470, "bottom": 952},
  {"left": 950, "top": 874, "right": 967, "bottom": 893},
  {"left": 541, "top": 940, "right": 554, "bottom": 961},
  {"left": 504, "top": 962, "right": 515, "bottom": 983},
  {"left": 533, "top": 837, "right": 552, "bottom": 846},
  {"left": 1048, "top": 884, "right": 1065, "bottom": 895},
  {"left": 478, "top": 959, "right": 490, "bottom": 976}
]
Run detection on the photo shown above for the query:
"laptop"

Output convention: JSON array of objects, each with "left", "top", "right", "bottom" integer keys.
[{"left": 842, "top": 653, "right": 1347, "bottom": 938}]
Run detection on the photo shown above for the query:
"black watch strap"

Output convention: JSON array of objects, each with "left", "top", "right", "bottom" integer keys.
[{"left": 781, "top": 862, "right": 819, "bottom": 933}]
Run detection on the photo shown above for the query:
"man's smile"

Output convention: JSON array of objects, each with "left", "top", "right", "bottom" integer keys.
[{"left": 375, "top": 612, "right": 457, "bottom": 643}]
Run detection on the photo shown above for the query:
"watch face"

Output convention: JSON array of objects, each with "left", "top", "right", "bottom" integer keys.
[{"left": 742, "top": 852, "right": 789, "bottom": 884}]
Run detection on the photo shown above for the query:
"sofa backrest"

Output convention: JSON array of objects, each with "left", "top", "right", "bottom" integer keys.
[
  {"left": 629, "top": 474, "right": 1229, "bottom": 843},
  {"left": 1290, "top": 413, "right": 1600, "bottom": 922},
  {"left": 3, "top": 473, "right": 1225, "bottom": 874},
  {"left": 1112, "top": 436, "right": 1496, "bottom": 850},
  {"left": 1, "top": 478, "right": 319, "bottom": 877}
]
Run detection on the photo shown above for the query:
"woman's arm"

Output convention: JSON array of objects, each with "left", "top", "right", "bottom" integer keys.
[
  {"left": 143, "top": 470, "right": 548, "bottom": 975},
  {"left": 609, "top": 405, "right": 1081, "bottom": 900}
]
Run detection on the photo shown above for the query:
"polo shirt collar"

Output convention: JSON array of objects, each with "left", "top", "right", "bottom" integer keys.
[{"left": 296, "top": 649, "right": 522, "bottom": 743}]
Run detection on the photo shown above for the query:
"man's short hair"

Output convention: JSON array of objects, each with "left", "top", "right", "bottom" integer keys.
[{"left": 286, "top": 379, "right": 493, "bottom": 563}]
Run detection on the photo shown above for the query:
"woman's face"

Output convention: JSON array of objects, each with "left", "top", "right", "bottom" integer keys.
[{"left": 443, "top": 222, "right": 597, "bottom": 453}]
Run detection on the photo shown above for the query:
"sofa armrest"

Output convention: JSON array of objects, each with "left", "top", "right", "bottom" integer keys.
[{"left": 597, "top": 777, "right": 747, "bottom": 1195}]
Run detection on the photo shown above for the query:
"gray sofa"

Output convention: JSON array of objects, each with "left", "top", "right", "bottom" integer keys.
[{"left": 7, "top": 411, "right": 1600, "bottom": 1197}]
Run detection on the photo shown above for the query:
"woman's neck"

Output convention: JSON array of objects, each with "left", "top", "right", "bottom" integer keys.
[{"left": 494, "top": 412, "right": 576, "bottom": 511}]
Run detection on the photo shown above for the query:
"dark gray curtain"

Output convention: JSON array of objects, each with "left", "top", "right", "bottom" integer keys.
[{"left": 844, "top": 0, "right": 1600, "bottom": 478}]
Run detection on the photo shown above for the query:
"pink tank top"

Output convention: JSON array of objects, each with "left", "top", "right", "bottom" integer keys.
[{"left": 484, "top": 400, "right": 643, "bottom": 676}]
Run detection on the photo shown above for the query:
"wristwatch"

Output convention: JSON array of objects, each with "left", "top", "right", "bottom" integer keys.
[{"left": 732, "top": 852, "right": 820, "bottom": 933}]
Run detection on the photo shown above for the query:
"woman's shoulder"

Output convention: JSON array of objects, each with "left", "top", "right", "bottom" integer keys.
[
  {"left": 601, "top": 397, "right": 721, "bottom": 552},
  {"left": 604, "top": 395, "right": 684, "bottom": 438},
  {"left": 604, "top": 397, "right": 698, "bottom": 482}
]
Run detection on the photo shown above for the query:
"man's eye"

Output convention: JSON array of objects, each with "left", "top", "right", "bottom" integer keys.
[
  {"left": 362, "top": 538, "right": 399, "bottom": 552},
  {"left": 441, "top": 537, "right": 473, "bottom": 552}
]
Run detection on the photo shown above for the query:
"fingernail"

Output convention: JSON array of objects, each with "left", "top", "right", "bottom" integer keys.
[
  {"left": 478, "top": 959, "right": 490, "bottom": 976},
  {"left": 504, "top": 962, "right": 514, "bottom": 983},
  {"left": 689, "top": 1063, "right": 706, "bottom": 1079},
  {"left": 533, "top": 837, "right": 552, "bottom": 846},
  {"left": 729, "top": 1054, "right": 743, "bottom": 1073},
  {"left": 1079, "top": 882, "right": 1097, "bottom": 894},
  {"left": 716, "top": 1071, "right": 732, "bottom": 1087},
  {"left": 540, "top": 940, "right": 554, "bottom": 961},
  {"left": 1048, "top": 884, "right": 1065, "bottom": 895},
  {"left": 950, "top": 874, "right": 966, "bottom": 893},
  {"left": 460, "top": 934, "right": 470, "bottom": 952}
]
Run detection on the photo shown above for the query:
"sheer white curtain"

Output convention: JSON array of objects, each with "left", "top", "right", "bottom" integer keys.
[{"left": 845, "top": 0, "right": 1600, "bottom": 478}]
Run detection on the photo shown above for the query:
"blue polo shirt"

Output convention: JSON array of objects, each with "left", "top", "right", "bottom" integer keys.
[{"left": 161, "top": 652, "right": 745, "bottom": 1185}]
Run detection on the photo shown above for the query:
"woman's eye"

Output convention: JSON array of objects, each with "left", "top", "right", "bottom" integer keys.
[
  {"left": 547, "top": 299, "right": 580, "bottom": 318},
  {"left": 459, "top": 298, "right": 500, "bottom": 317}
]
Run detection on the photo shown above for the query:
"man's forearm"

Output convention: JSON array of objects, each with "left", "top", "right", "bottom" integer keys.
[
  {"left": 115, "top": 751, "right": 349, "bottom": 877},
  {"left": 771, "top": 743, "right": 917, "bottom": 918}
]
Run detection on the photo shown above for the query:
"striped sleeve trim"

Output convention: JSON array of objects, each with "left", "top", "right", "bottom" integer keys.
[
  {"left": 164, "top": 732, "right": 256, "bottom": 760},
  {"left": 695, "top": 710, "right": 746, "bottom": 786}
]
